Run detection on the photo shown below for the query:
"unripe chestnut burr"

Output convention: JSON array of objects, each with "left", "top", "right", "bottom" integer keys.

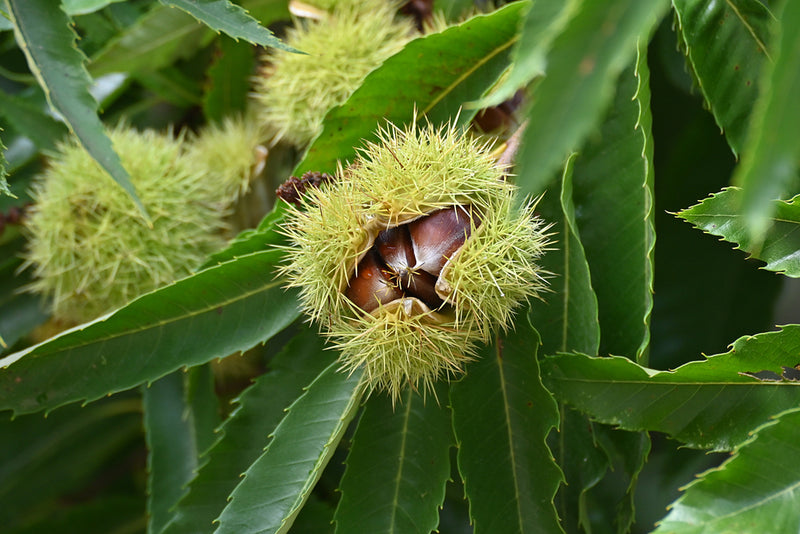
[{"left": 278, "top": 121, "right": 551, "bottom": 401}]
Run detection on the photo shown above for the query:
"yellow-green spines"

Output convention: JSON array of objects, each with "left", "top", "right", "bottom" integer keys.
[
  {"left": 186, "top": 115, "right": 262, "bottom": 201},
  {"left": 442, "top": 195, "right": 550, "bottom": 338},
  {"left": 279, "top": 122, "right": 551, "bottom": 400},
  {"left": 352, "top": 122, "right": 516, "bottom": 222},
  {"left": 255, "top": 2, "right": 414, "bottom": 146},
  {"left": 292, "top": 0, "right": 389, "bottom": 13},
  {"left": 332, "top": 300, "right": 476, "bottom": 398},
  {"left": 24, "top": 126, "right": 238, "bottom": 323},
  {"left": 280, "top": 180, "right": 368, "bottom": 324}
]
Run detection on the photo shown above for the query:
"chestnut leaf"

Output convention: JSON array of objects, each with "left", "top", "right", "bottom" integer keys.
[
  {"left": 541, "top": 325, "right": 800, "bottom": 451},
  {"left": 678, "top": 187, "right": 800, "bottom": 277},
  {"left": 655, "top": 407, "right": 800, "bottom": 533},
  {"left": 0, "top": 249, "right": 300, "bottom": 416}
]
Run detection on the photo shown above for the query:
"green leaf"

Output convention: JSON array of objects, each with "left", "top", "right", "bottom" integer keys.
[
  {"left": 0, "top": 249, "right": 300, "bottom": 416},
  {"left": 451, "top": 319, "right": 563, "bottom": 534},
  {"left": 0, "top": 132, "right": 10, "bottom": 198},
  {"left": 144, "top": 372, "right": 200, "bottom": 534},
  {"left": 203, "top": 36, "right": 255, "bottom": 123},
  {"left": 89, "top": 3, "right": 215, "bottom": 77},
  {"left": 200, "top": 202, "right": 288, "bottom": 269},
  {"left": 515, "top": 0, "right": 668, "bottom": 198},
  {"left": 294, "top": 1, "right": 526, "bottom": 175},
  {"left": 678, "top": 187, "right": 800, "bottom": 277},
  {"left": 215, "top": 363, "right": 364, "bottom": 534},
  {"left": 133, "top": 66, "right": 203, "bottom": 106},
  {"left": 571, "top": 45, "right": 655, "bottom": 364},
  {"left": 542, "top": 325, "right": 800, "bottom": 451},
  {"left": 5, "top": 0, "right": 147, "bottom": 216},
  {"left": 0, "top": 396, "right": 142, "bottom": 530},
  {"left": 334, "top": 384, "right": 452, "bottom": 533},
  {"left": 553, "top": 410, "right": 613, "bottom": 534},
  {"left": 0, "top": 87, "right": 69, "bottom": 152},
  {"left": 529, "top": 154, "right": 599, "bottom": 357},
  {"left": 186, "top": 364, "right": 222, "bottom": 455},
  {"left": 159, "top": 0, "right": 294, "bottom": 51},
  {"left": 589, "top": 426, "right": 650, "bottom": 534},
  {"left": 530, "top": 162, "right": 605, "bottom": 533},
  {"left": 654, "top": 407, "right": 800, "bottom": 533},
  {"left": 476, "top": 0, "right": 578, "bottom": 108},
  {"left": 672, "top": 0, "right": 774, "bottom": 157},
  {"left": 62, "top": 0, "right": 126, "bottom": 16},
  {"left": 163, "top": 328, "right": 335, "bottom": 534},
  {"left": 732, "top": 0, "right": 800, "bottom": 243}
]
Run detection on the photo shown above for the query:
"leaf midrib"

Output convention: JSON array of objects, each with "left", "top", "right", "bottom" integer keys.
[
  {"left": 1, "top": 250, "right": 284, "bottom": 363},
  {"left": 497, "top": 341, "right": 526, "bottom": 532},
  {"left": 725, "top": 0, "right": 772, "bottom": 60},
  {"left": 421, "top": 30, "right": 519, "bottom": 115},
  {"left": 548, "top": 377, "right": 800, "bottom": 386},
  {"left": 388, "top": 392, "right": 413, "bottom": 533}
]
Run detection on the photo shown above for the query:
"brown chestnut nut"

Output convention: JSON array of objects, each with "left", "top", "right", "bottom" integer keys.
[
  {"left": 374, "top": 225, "right": 416, "bottom": 288},
  {"left": 345, "top": 248, "right": 402, "bottom": 313},
  {"left": 407, "top": 205, "right": 478, "bottom": 277},
  {"left": 374, "top": 225, "right": 446, "bottom": 309},
  {"left": 346, "top": 205, "right": 479, "bottom": 313},
  {"left": 403, "top": 269, "right": 444, "bottom": 309}
]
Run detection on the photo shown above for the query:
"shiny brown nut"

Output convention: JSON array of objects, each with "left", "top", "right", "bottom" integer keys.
[
  {"left": 346, "top": 205, "right": 479, "bottom": 313},
  {"left": 375, "top": 225, "right": 416, "bottom": 289},
  {"left": 345, "top": 248, "right": 402, "bottom": 313},
  {"left": 404, "top": 269, "right": 444, "bottom": 309},
  {"left": 407, "top": 206, "right": 477, "bottom": 277}
]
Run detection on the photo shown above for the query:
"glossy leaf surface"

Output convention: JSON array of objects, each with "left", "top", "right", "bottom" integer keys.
[
  {"left": 732, "top": 0, "right": 800, "bottom": 242},
  {"left": 530, "top": 154, "right": 599, "bottom": 358},
  {"left": 334, "top": 384, "right": 452, "bottom": 534},
  {"left": 5, "top": 0, "right": 145, "bottom": 215},
  {"left": 571, "top": 46, "right": 655, "bottom": 363},
  {"left": 159, "top": 0, "right": 293, "bottom": 51},
  {"left": 451, "top": 320, "right": 563, "bottom": 533},
  {"left": 163, "top": 330, "right": 335, "bottom": 534},
  {"left": 542, "top": 326, "right": 800, "bottom": 451},
  {"left": 476, "top": 0, "right": 578, "bottom": 107},
  {"left": 516, "top": 0, "right": 668, "bottom": 197},
  {"left": 678, "top": 187, "right": 800, "bottom": 277},
  {"left": 655, "top": 407, "right": 800, "bottom": 533},
  {"left": 215, "top": 363, "right": 363, "bottom": 534},
  {"left": 294, "top": 2, "right": 526, "bottom": 175},
  {"left": 0, "top": 250, "right": 300, "bottom": 416},
  {"left": 672, "top": 0, "right": 774, "bottom": 156},
  {"left": 144, "top": 372, "right": 199, "bottom": 534}
]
